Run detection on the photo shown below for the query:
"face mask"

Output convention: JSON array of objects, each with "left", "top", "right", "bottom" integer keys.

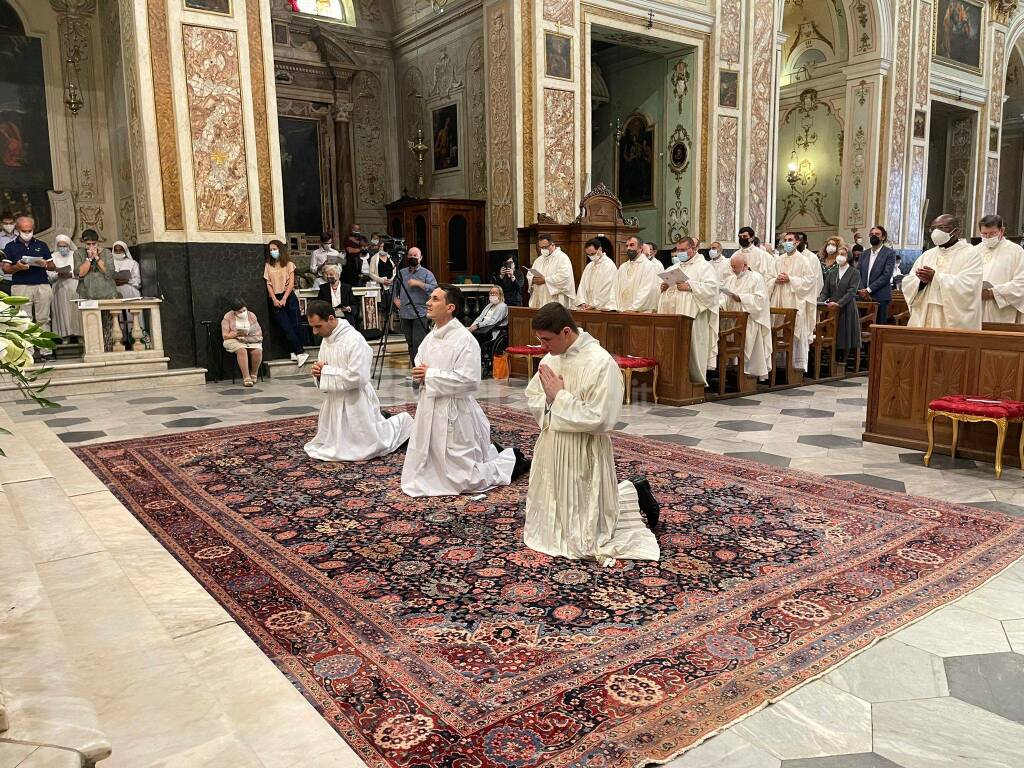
[
  {"left": 269, "top": 249, "right": 279, "bottom": 260},
  {"left": 672, "top": 252, "right": 691, "bottom": 264},
  {"left": 782, "top": 242, "right": 796, "bottom": 254},
  {"left": 826, "top": 244, "right": 837, "bottom": 255},
  {"left": 328, "top": 275, "right": 338, "bottom": 284},
  {"left": 738, "top": 236, "right": 750, "bottom": 248},
  {"left": 409, "top": 257, "right": 420, "bottom": 266},
  {"left": 983, "top": 236, "right": 1002, "bottom": 250},
  {"left": 855, "top": 237, "right": 863, "bottom": 245},
  {"left": 587, "top": 252, "right": 600, "bottom": 262},
  {"left": 1, "top": 223, "right": 13, "bottom": 234},
  {"left": 114, "top": 250, "right": 124, "bottom": 256},
  {"left": 489, "top": 295, "right": 500, "bottom": 305},
  {"left": 323, "top": 242, "right": 333, "bottom": 250},
  {"left": 370, "top": 239, "right": 379, "bottom": 246},
  {"left": 709, "top": 249, "right": 719, "bottom": 259},
  {"left": 931, "top": 228, "right": 953, "bottom": 247},
  {"left": 58, "top": 246, "right": 70, "bottom": 256},
  {"left": 19, "top": 231, "right": 33, "bottom": 242},
  {"left": 836, "top": 255, "right": 848, "bottom": 267},
  {"left": 869, "top": 235, "right": 882, "bottom": 247},
  {"left": 236, "top": 309, "right": 247, "bottom": 316},
  {"left": 626, "top": 249, "right": 638, "bottom": 261}
]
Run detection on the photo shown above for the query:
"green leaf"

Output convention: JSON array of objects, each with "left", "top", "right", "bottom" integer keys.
[{"left": 2, "top": 295, "right": 29, "bottom": 306}]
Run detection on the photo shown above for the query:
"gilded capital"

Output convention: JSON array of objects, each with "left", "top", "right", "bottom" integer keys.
[{"left": 990, "top": 0, "right": 1019, "bottom": 25}]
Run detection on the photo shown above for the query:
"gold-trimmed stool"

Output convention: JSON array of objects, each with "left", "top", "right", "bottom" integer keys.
[
  {"left": 924, "top": 395, "right": 1024, "bottom": 479},
  {"left": 505, "top": 345, "right": 546, "bottom": 380},
  {"left": 613, "top": 355, "right": 659, "bottom": 406}
]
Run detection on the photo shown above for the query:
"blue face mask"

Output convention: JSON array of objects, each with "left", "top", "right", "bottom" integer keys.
[
  {"left": 269, "top": 250, "right": 279, "bottom": 260},
  {"left": 672, "top": 251, "right": 691, "bottom": 264},
  {"left": 782, "top": 242, "right": 796, "bottom": 254}
]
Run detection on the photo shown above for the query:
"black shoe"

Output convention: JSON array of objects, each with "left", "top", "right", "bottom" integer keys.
[
  {"left": 381, "top": 409, "right": 394, "bottom": 420},
  {"left": 511, "top": 446, "right": 532, "bottom": 482},
  {"left": 631, "top": 477, "right": 660, "bottom": 530},
  {"left": 492, "top": 440, "right": 505, "bottom": 454}
]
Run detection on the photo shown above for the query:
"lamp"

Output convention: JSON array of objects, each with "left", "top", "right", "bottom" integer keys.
[
  {"left": 63, "top": 43, "right": 85, "bottom": 115},
  {"left": 786, "top": 161, "right": 799, "bottom": 186}
]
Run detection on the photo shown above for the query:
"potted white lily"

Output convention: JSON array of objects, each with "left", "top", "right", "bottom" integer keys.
[{"left": 0, "top": 291, "right": 58, "bottom": 451}]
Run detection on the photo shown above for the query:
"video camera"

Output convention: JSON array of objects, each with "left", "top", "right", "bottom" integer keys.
[{"left": 379, "top": 235, "right": 407, "bottom": 260}]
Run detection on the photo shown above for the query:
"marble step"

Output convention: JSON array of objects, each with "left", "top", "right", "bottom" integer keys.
[
  {"left": 21, "top": 357, "right": 172, "bottom": 381},
  {"left": 0, "top": 743, "right": 85, "bottom": 767},
  {"left": 0, "top": 367, "right": 207, "bottom": 396}
]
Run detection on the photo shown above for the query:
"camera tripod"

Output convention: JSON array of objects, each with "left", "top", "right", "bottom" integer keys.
[{"left": 372, "top": 256, "right": 432, "bottom": 388}]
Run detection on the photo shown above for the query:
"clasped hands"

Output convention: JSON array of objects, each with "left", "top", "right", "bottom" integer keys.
[
  {"left": 411, "top": 364, "right": 428, "bottom": 384},
  {"left": 538, "top": 363, "right": 565, "bottom": 404},
  {"left": 775, "top": 272, "right": 790, "bottom": 284},
  {"left": 915, "top": 266, "right": 935, "bottom": 284},
  {"left": 312, "top": 360, "right": 325, "bottom": 378}
]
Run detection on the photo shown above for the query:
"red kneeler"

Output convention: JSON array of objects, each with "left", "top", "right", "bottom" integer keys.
[
  {"left": 613, "top": 355, "right": 659, "bottom": 405},
  {"left": 505, "top": 345, "right": 545, "bottom": 380},
  {"left": 925, "top": 395, "right": 1024, "bottom": 479}
]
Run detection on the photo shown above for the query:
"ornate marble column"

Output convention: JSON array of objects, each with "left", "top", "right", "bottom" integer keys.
[
  {"left": 980, "top": 2, "right": 1020, "bottom": 217},
  {"left": 334, "top": 102, "right": 356, "bottom": 235}
]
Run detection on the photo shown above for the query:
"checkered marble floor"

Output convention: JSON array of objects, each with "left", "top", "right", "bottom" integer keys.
[{"left": 5, "top": 368, "right": 1023, "bottom": 768}]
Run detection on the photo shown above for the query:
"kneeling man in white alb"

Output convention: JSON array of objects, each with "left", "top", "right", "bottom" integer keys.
[{"left": 304, "top": 300, "right": 413, "bottom": 462}]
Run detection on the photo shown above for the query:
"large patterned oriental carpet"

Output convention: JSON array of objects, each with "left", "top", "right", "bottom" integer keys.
[{"left": 76, "top": 406, "right": 1024, "bottom": 768}]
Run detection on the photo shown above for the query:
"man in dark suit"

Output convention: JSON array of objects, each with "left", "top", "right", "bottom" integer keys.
[{"left": 857, "top": 224, "right": 897, "bottom": 324}]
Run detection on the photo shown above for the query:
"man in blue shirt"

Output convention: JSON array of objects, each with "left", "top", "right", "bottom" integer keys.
[
  {"left": 2, "top": 215, "right": 55, "bottom": 358},
  {"left": 393, "top": 246, "right": 437, "bottom": 369}
]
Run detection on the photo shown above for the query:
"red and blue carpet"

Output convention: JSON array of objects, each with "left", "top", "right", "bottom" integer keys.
[{"left": 75, "top": 407, "right": 1024, "bottom": 768}]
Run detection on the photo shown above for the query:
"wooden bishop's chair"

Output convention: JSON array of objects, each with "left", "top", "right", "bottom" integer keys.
[
  {"left": 769, "top": 307, "right": 800, "bottom": 387},
  {"left": 854, "top": 301, "right": 879, "bottom": 373},
  {"left": 715, "top": 310, "right": 755, "bottom": 396},
  {"left": 808, "top": 304, "right": 839, "bottom": 380}
]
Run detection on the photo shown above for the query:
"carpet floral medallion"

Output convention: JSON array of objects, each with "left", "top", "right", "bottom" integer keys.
[{"left": 76, "top": 406, "right": 1024, "bottom": 768}]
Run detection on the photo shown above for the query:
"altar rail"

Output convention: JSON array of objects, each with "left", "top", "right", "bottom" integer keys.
[
  {"left": 864, "top": 324, "right": 1024, "bottom": 466},
  {"left": 78, "top": 298, "right": 164, "bottom": 364}
]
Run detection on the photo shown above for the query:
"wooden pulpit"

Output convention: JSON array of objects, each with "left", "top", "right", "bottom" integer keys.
[{"left": 384, "top": 196, "right": 486, "bottom": 285}]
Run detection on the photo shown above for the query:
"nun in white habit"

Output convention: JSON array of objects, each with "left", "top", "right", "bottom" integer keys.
[
  {"left": 48, "top": 234, "right": 82, "bottom": 339},
  {"left": 304, "top": 300, "right": 413, "bottom": 462}
]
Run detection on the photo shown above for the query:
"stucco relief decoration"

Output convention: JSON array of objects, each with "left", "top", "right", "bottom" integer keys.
[
  {"left": 908, "top": 145, "right": 926, "bottom": 245},
  {"left": 885, "top": 0, "right": 913, "bottom": 243},
  {"left": 521, "top": 0, "right": 534, "bottom": 222},
  {"left": 667, "top": 187, "right": 691, "bottom": 242},
  {"left": 853, "top": 0, "right": 873, "bottom": 54},
  {"left": 402, "top": 68, "right": 425, "bottom": 189},
  {"left": 949, "top": 116, "right": 973, "bottom": 223},
  {"left": 777, "top": 89, "right": 841, "bottom": 228},
  {"left": 429, "top": 49, "right": 464, "bottom": 99},
  {"left": 671, "top": 59, "right": 690, "bottom": 111},
  {"left": 182, "top": 26, "right": 252, "bottom": 232},
  {"left": 985, "top": 157, "right": 1000, "bottom": 215},
  {"left": 668, "top": 124, "right": 691, "bottom": 178},
  {"left": 991, "top": 30, "right": 1006, "bottom": 123},
  {"left": 352, "top": 71, "right": 387, "bottom": 208},
  {"left": 148, "top": 0, "right": 184, "bottom": 230},
  {"left": 719, "top": 0, "right": 741, "bottom": 63},
  {"left": 915, "top": 3, "right": 932, "bottom": 107},
  {"left": 542, "top": 89, "right": 575, "bottom": 224},
  {"left": 118, "top": 0, "right": 150, "bottom": 234},
  {"left": 542, "top": 0, "right": 573, "bottom": 25},
  {"left": 486, "top": 5, "right": 514, "bottom": 242},
  {"left": 715, "top": 116, "right": 739, "bottom": 241},
  {"left": 747, "top": 1, "right": 775, "bottom": 238},
  {"left": 246, "top": 0, "right": 276, "bottom": 234},
  {"left": 358, "top": 0, "right": 383, "bottom": 23},
  {"left": 466, "top": 39, "right": 487, "bottom": 196}
]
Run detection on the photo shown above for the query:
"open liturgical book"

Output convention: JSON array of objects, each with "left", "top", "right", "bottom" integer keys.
[{"left": 658, "top": 269, "right": 689, "bottom": 285}]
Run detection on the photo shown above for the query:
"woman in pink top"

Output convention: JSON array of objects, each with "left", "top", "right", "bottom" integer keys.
[{"left": 263, "top": 240, "right": 308, "bottom": 367}]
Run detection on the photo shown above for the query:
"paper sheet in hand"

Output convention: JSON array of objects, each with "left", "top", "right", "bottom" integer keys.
[
  {"left": 527, "top": 268, "right": 545, "bottom": 280},
  {"left": 719, "top": 286, "right": 739, "bottom": 301},
  {"left": 23, "top": 256, "right": 47, "bottom": 267},
  {"left": 659, "top": 269, "right": 689, "bottom": 285}
]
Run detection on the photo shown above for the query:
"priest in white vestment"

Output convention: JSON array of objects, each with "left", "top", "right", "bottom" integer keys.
[
  {"left": 527, "top": 234, "right": 576, "bottom": 309},
  {"left": 737, "top": 226, "right": 777, "bottom": 280},
  {"left": 657, "top": 237, "right": 719, "bottom": 386},
  {"left": 770, "top": 232, "right": 819, "bottom": 370},
  {"left": 721, "top": 253, "right": 773, "bottom": 380},
  {"left": 901, "top": 214, "right": 983, "bottom": 330},
  {"left": 977, "top": 214, "right": 1024, "bottom": 324},
  {"left": 615, "top": 236, "right": 661, "bottom": 313},
  {"left": 523, "top": 302, "right": 660, "bottom": 566},
  {"left": 707, "top": 241, "right": 732, "bottom": 284},
  {"left": 304, "top": 300, "right": 413, "bottom": 462},
  {"left": 402, "top": 285, "right": 530, "bottom": 497},
  {"left": 576, "top": 238, "right": 619, "bottom": 311}
]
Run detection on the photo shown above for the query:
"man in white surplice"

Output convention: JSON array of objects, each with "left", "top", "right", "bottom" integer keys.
[
  {"left": 576, "top": 239, "right": 619, "bottom": 311},
  {"left": 901, "top": 214, "right": 983, "bottom": 330},
  {"left": 720, "top": 252, "right": 773, "bottom": 380},
  {"left": 615, "top": 235, "right": 661, "bottom": 313},
  {"left": 657, "top": 236, "right": 720, "bottom": 386},
  {"left": 401, "top": 285, "right": 530, "bottom": 497},
  {"left": 737, "top": 226, "right": 777, "bottom": 280},
  {"left": 303, "top": 300, "right": 413, "bottom": 462},
  {"left": 770, "top": 231, "right": 820, "bottom": 370},
  {"left": 524, "top": 302, "right": 660, "bottom": 566},
  {"left": 976, "top": 214, "right": 1024, "bottom": 324},
  {"left": 527, "top": 234, "right": 576, "bottom": 309}
]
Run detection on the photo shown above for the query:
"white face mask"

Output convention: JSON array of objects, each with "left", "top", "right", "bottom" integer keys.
[
  {"left": 1, "top": 223, "right": 13, "bottom": 234},
  {"left": 826, "top": 244, "right": 837, "bottom": 255},
  {"left": 19, "top": 230, "right": 33, "bottom": 242},
  {"left": 709, "top": 248, "right": 719, "bottom": 259},
  {"left": 236, "top": 309, "right": 247, "bottom": 316},
  {"left": 58, "top": 245, "right": 70, "bottom": 256},
  {"left": 587, "top": 251, "right": 600, "bottom": 262},
  {"left": 931, "top": 228, "right": 952, "bottom": 247},
  {"left": 982, "top": 236, "right": 1002, "bottom": 250},
  {"left": 836, "top": 255, "right": 848, "bottom": 267},
  {"left": 489, "top": 295, "right": 500, "bottom": 305}
]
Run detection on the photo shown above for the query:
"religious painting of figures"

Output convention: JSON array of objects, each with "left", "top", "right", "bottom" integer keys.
[
  {"left": 289, "top": 0, "right": 349, "bottom": 22},
  {"left": 278, "top": 117, "right": 325, "bottom": 236},
  {"left": 617, "top": 114, "right": 655, "bottom": 207},
  {"left": 719, "top": 71, "right": 738, "bottom": 109},
  {"left": 432, "top": 103, "right": 459, "bottom": 172},
  {"left": 0, "top": 33, "right": 53, "bottom": 232},
  {"left": 933, "top": 0, "right": 983, "bottom": 73},
  {"left": 545, "top": 33, "right": 572, "bottom": 80},
  {"left": 184, "top": 0, "right": 231, "bottom": 13}
]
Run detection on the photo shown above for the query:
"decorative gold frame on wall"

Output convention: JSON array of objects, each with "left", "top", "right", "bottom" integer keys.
[
  {"left": 183, "top": 0, "right": 232, "bottom": 16},
  {"left": 931, "top": 0, "right": 985, "bottom": 74}
]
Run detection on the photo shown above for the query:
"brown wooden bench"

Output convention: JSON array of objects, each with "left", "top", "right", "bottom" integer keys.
[
  {"left": 854, "top": 300, "right": 879, "bottom": 373},
  {"left": 769, "top": 307, "right": 801, "bottom": 387},
  {"left": 715, "top": 310, "right": 756, "bottom": 396},
  {"left": 808, "top": 304, "right": 839, "bottom": 379}
]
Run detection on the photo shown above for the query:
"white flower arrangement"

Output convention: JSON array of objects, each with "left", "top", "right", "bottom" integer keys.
[{"left": 0, "top": 290, "right": 58, "bottom": 450}]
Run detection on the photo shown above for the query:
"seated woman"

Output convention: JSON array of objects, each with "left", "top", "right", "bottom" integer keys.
[
  {"left": 221, "top": 298, "right": 264, "bottom": 387},
  {"left": 468, "top": 286, "right": 508, "bottom": 348},
  {"left": 316, "top": 264, "right": 361, "bottom": 328}
]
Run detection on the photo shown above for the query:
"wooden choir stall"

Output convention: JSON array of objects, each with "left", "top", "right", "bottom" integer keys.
[{"left": 385, "top": 196, "right": 486, "bottom": 285}]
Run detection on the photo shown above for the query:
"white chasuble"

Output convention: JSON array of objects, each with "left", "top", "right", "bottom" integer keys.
[
  {"left": 528, "top": 247, "right": 576, "bottom": 309},
  {"left": 401, "top": 319, "right": 515, "bottom": 497},
  {"left": 978, "top": 239, "right": 1024, "bottom": 324},
  {"left": 902, "top": 240, "right": 983, "bottom": 330},
  {"left": 305, "top": 320, "right": 413, "bottom": 462},
  {"left": 770, "top": 251, "right": 819, "bottom": 369},
  {"left": 741, "top": 246, "right": 778, "bottom": 282},
  {"left": 709, "top": 255, "right": 733, "bottom": 285},
  {"left": 721, "top": 269, "right": 773, "bottom": 380},
  {"left": 615, "top": 257, "right": 661, "bottom": 313},
  {"left": 524, "top": 332, "right": 660, "bottom": 566},
  {"left": 576, "top": 255, "right": 620, "bottom": 311},
  {"left": 656, "top": 257, "right": 720, "bottom": 385}
]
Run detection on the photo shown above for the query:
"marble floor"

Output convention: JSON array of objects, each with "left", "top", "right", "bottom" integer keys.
[{"left": 2, "top": 368, "right": 1023, "bottom": 768}]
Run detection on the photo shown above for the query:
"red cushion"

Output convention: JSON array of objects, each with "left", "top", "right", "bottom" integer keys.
[
  {"left": 613, "top": 355, "right": 658, "bottom": 369},
  {"left": 928, "top": 395, "right": 1024, "bottom": 420},
  {"left": 506, "top": 345, "right": 545, "bottom": 356}
]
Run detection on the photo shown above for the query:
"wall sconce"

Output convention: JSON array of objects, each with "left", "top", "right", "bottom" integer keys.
[
  {"left": 612, "top": 117, "right": 623, "bottom": 144},
  {"left": 786, "top": 161, "right": 800, "bottom": 186},
  {"left": 408, "top": 127, "right": 428, "bottom": 191},
  {"left": 63, "top": 43, "right": 85, "bottom": 115}
]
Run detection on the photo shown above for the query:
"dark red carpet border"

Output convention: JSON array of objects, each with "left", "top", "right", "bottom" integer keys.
[{"left": 75, "top": 406, "right": 1024, "bottom": 768}]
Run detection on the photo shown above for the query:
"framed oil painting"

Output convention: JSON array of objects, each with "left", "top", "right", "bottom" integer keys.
[
  {"left": 616, "top": 114, "right": 655, "bottom": 207},
  {"left": 432, "top": 103, "right": 459, "bottom": 172},
  {"left": 184, "top": 0, "right": 231, "bottom": 13},
  {"left": 990, "top": 126, "right": 1000, "bottom": 153},
  {"left": 719, "top": 71, "right": 738, "bottom": 109},
  {"left": 933, "top": 0, "right": 983, "bottom": 73},
  {"left": 278, "top": 116, "right": 325, "bottom": 236},
  {"left": 545, "top": 33, "right": 572, "bottom": 80},
  {"left": 913, "top": 109, "right": 927, "bottom": 139}
]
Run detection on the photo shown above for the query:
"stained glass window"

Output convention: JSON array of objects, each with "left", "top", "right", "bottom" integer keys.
[{"left": 289, "top": 0, "right": 353, "bottom": 24}]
